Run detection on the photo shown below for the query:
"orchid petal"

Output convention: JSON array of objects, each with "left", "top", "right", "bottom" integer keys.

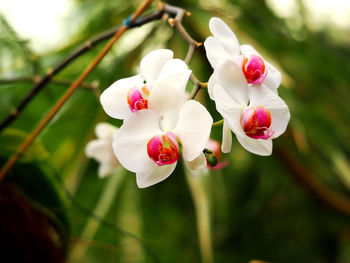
[
  {"left": 213, "top": 85, "right": 245, "bottom": 137},
  {"left": 100, "top": 75, "right": 144, "bottom": 119},
  {"left": 140, "top": 49, "right": 173, "bottom": 83},
  {"left": 85, "top": 139, "right": 115, "bottom": 164},
  {"left": 185, "top": 153, "right": 207, "bottom": 171},
  {"left": 221, "top": 121, "right": 232, "bottom": 153},
  {"left": 209, "top": 17, "right": 240, "bottom": 56},
  {"left": 204, "top": 36, "right": 232, "bottom": 69},
  {"left": 113, "top": 110, "right": 162, "bottom": 173},
  {"left": 98, "top": 163, "right": 115, "bottom": 178},
  {"left": 264, "top": 61, "right": 282, "bottom": 92},
  {"left": 136, "top": 162, "right": 177, "bottom": 188},
  {"left": 217, "top": 59, "right": 249, "bottom": 105},
  {"left": 156, "top": 59, "right": 191, "bottom": 92},
  {"left": 207, "top": 72, "right": 218, "bottom": 100},
  {"left": 249, "top": 84, "right": 290, "bottom": 138},
  {"left": 173, "top": 101, "right": 213, "bottom": 161},
  {"left": 236, "top": 134, "right": 272, "bottom": 156},
  {"left": 148, "top": 83, "right": 185, "bottom": 131},
  {"left": 95, "top": 122, "right": 118, "bottom": 139},
  {"left": 240, "top": 44, "right": 260, "bottom": 57}
]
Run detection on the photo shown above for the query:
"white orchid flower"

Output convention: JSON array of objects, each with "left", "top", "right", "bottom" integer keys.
[
  {"left": 212, "top": 66, "right": 290, "bottom": 156},
  {"left": 204, "top": 17, "right": 282, "bottom": 97},
  {"left": 100, "top": 49, "right": 191, "bottom": 120},
  {"left": 113, "top": 84, "right": 213, "bottom": 188},
  {"left": 85, "top": 122, "right": 120, "bottom": 178}
]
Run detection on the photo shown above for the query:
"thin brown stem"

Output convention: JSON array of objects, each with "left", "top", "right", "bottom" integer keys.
[
  {"left": 0, "top": 0, "right": 153, "bottom": 181},
  {"left": 161, "top": 2, "right": 206, "bottom": 98},
  {"left": 0, "top": 76, "right": 98, "bottom": 90},
  {"left": 189, "top": 81, "right": 207, "bottom": 100},
  {"left": 276, "top": 146, "right": 350, "bottom": 217},
  {"left": 0, "top": 9, "right": 164, "bottom": 132},
  {"left": 162, "top": 3, "right": 201, "bottom": 64}
]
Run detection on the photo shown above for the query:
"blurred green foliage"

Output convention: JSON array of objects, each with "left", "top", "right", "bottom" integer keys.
[{"left": 1, "top": 0, "right": 350, "bottom": 262}]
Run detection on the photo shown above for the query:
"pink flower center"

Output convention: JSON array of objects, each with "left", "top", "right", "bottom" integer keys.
[
  {"left": 242, "top": 55, "right": 267, "bottom": 84},
  {"left": 147, "top": 132, "right": 180, "bottom": 166},
  {"left": 241, "top": 106, "right": 274, "bottom": 139},
  {"left": 127, "top": 85, "right": 151, "bottom": 112}
]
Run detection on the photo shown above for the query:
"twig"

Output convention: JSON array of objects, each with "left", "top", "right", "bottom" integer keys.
[
  {"left": 161, "top": 2, "right": 206, "bottom": 99},
  {"left": 162, "top": 3, "right": 201, "bottom": 63},
  {"left": 276, "top": 146, "right": 350, "bottom": 217},
  {"left": 0, "top": 9, "right": 165, "bottom": 132},
  {"left": 0, "top": 0, "right": 154, "bottom": 181},
  {"left": 189, "top": 80, "right": 207, "bottom": 100},
  {"left": 0, "top": 76, "right": 99, "bottom": 90}
]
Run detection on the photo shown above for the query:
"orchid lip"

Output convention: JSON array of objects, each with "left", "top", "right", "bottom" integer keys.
[
  {"left": 242, "top": 55, "right": 267, "bottom": 84},
  {"left": 127, "top": 85, "right": 151, "bottom": 113},
  {"left": 241, "top": 106, "right": 274, "bottom": 140},
  {"left": 147, "top": 131, "right": 180, "bottom": 166}
]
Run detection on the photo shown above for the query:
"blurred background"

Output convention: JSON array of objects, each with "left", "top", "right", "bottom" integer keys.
[{"left": 1, "top": 0, "right": 350, "bottom": 262}]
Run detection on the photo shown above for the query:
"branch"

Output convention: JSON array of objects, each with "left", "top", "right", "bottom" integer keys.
[
  {"left": 189, "top": 80, "right": 207, "bottom": 100},
  {"left": 161, "top": 2, "right": 206, "bottom": 99},
  {"left": 0, "top": 76, "right": 99, "bottom": 90},
  {"left": 276, "top": 146, "right": 350, "bottom": 217},
  {"left": 162, "top": 3, "right": 201, "bottom": 63},
  {"left": 0, "top": 0, "right": 154, "bottom": 180},
  {"left": 0, "top": 8, "right": 165, "bottom": 132}
]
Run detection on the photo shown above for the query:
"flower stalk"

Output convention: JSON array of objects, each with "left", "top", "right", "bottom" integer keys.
[
  {"left": 68, "top": 169, "right": 125, "bottom": 262},
  {"left": 212, "top": 119, "right": 224, "bottom": 127},
  {"left": 185, "top": 168, "right": 214, "bottom": 263}
]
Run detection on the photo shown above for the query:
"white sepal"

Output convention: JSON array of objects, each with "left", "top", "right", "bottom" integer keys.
[
  {"left": 236, "top": 134, "right": 272, "bottom": 156},
  {"left": 209, "top": 17, "right": 240, "bottom": 57},
  {"left": 213, "top": 85, "right": 245, "bottom": 137},
  {"left": 221, "top": 121, "right": 232, "bottom": 153},
  {"left": 100, "top": 75, "right": 143, "bottom": 119},
  {"left": 174, "top": 101, "right": 213, "bottom": 162},
  {"left": 185, "top": 153, "right": 207, "bottom": 171},
  {"left": 136, "top": 162, "right": 177, "bottom": 188},
  {"left": 148, "top": 83, "right": 185, "bottom": 131},
  {"left": 140, "top": 49, "right": 173, "bottom": 83},
  {"left": 113, "top": 110, "right": 161, "bottom": 173},
  {"left": 216, "top": 59, "right": 249, "bottom": 105},
  {"left": 156, "top": 58, "right": 191, "bottom": 92}
]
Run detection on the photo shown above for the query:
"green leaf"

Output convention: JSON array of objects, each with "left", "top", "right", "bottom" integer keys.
[{"left": 0, "top": 128, "right": 49, "bottom": 161}]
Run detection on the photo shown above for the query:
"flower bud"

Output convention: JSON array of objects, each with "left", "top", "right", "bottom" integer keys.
[
  {"left": 242, "top": 55, "right": 267, "bottom": 84},
  {"left": 206, "top": 139, "right": 221, "bottom": 162},
  {"left": 205, "top": 139, "right": 229, "bottom": 170},
  {"left": 241, "top": 106, "right": 274, "bottom": 139},
  {"left": 203, "top": 148, "right": 218, "bottom": 167},
  {"left": 127, "top": 85, "right": 150, "bottom": 112},
  {"left": 147, "top": 132, "right": 180, "bottom": 166}
]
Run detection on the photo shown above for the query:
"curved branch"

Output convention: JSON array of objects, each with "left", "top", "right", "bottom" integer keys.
[
  {"left": 161, "top": 2, "right": 206, "bottom": 99},
  {"left": 0, "top": 9, "right": 165, "bottom": 132},
  {"left": 0, "top": 0, "right": 154, "bottom": 180},
  {"left": 276, "top": 146, "right": 350, "bottom": 217},
  {"left": 0, "top": 76, "right": 98, "bottom": 90}
]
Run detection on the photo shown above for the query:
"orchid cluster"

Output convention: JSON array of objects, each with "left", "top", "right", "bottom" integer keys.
[{"left": 86, "top": 17, "right": 290, "bottom": 188}]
